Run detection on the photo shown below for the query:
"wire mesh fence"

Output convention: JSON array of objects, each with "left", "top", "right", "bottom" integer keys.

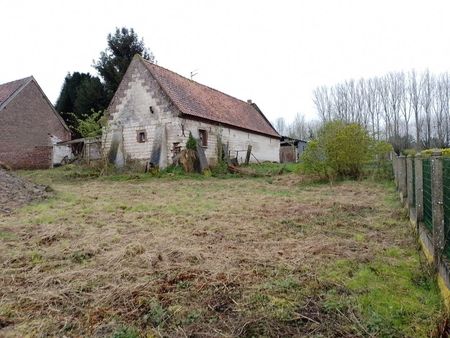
[
  {"left": 394, "top": 153, "right": 450, "bottom": 288},
  {"left": 412, "top": 160, "right": 416, "bottom": 207},
  {"left": 423, "top": 159, "right": 433, "bottom": 232},
  {"left": 443, "top": 158, "right": 450, "bottom": 259}
]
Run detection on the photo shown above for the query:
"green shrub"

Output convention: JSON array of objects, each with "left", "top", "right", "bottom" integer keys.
[
  {"left": 69, "top": 109, "right": 106, "bottom": 138},
  {"left": 301, "top": 140, "right": 328, "bottom": 177},
  {"left": 211, "top": 160, "right": 229, "bottom": 176},
  {"left": 371, "top": 140, "right": 393, "bottom": 158},
  {"left": 326, "top": 122, "right": 372, "bottom": 178},
  {"left": 186, "top": 132, "right": 197, "bottom": 150},
  {"left": 419, "top": 148, "right": 450, "bottom": 157},
  {"left": 402, "top": 148, "right": 416, "bottom": 156},
  {"left": 301, "top": 121, "right": 372, "bottom": 179},
  {"left": 368, "top": 140, "right": 393, "bottom": 179}
]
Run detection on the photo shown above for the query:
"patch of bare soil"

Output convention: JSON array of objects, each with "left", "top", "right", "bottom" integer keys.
[{"left": 0, "top": 169, "right": 49, "bottom": 213}]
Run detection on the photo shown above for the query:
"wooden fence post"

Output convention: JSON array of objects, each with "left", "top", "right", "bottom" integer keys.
[
  {"left": 415, "top": 155, "right": 423, "bottom": 226},
  {"left": 224, "top": 142, "right": 230, "bottom": 164},
  {"left": 398, "top": 155, "right": 407, "bottom": 203},
  {"left": 245, "top": 145, "right": 252, "bottom": 165},
  {"left": 432, "top": 151, "right": 445, "bottom": 264},
  {"left": 407, "top": 155, "right": 414, "bottom": 209}
]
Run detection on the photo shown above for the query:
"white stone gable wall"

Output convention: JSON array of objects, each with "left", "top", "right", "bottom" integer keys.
[{"left": 104, "top": 60, "right": 183, "bottom": 167}]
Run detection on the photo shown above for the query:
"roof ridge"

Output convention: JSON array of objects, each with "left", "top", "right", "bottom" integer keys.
[
  {"left": 0, "top": 76, "right": 33, "bottom": 87},
  {"left": 0, "top": 76, "right": 33, "bottom": 111},
  {"left": 141, "top": 58, "right": 256, "bottom": 107}
]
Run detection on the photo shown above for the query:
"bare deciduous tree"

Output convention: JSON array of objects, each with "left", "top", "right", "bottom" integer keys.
[
  {"left": 311, "top": 69, "right": 450, "bottom": 152},
  {"left": 274, "top": 117, "right": 287, "bottom": 136}
]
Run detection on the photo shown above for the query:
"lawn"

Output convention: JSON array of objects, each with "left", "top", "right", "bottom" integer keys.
[{"left": 0, "top": 167, "right": 445, "bottom": 337}]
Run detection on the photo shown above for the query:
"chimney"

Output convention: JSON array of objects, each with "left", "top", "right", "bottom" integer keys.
[{"left": 247, "top": 99, "right": 252, "bottom": 104}]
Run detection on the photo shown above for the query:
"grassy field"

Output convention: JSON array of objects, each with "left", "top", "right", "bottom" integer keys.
[{"left": 0, "top": 167, "right": 445, "bottom": 337}]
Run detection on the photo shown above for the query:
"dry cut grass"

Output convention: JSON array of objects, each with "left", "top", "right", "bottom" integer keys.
[{"left": 0, "top": 171, "right": 445, "bottom": 337}]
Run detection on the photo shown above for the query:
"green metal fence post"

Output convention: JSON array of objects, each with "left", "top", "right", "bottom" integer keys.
[
  {"left": 407, "top": 155, "right": 415, "bottom": 209},
  {"left": 399, "top": 155, "right": 407, "bottom": 203},
  {"left": 415, "top": 155, "right": 423, "bottom": 227},
  {"left": 432, "top": 151, "right": 445, "bottom": 265}
]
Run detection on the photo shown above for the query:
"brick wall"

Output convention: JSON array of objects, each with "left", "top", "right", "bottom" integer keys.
[{"left": 0, "top": 80, "right": 70, "bottom": 169}]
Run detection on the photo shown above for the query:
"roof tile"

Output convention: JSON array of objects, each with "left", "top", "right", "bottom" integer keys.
[
  {"left": 0, "top": 77, "right": 32, "bottom": 107},
  {"left": 142, "top": 60, "right": 279, "bottom": 138}
]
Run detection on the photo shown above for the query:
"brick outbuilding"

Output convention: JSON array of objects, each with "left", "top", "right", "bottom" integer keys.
[{"left": 0, "top": 76, "right": 71, "bottom": 169}]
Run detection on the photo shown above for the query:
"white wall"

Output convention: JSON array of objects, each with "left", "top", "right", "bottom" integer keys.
[
  {"left": 104, "top": 61, "right": 179, "bottom": 168},
  {"left": 179, "top": 119, "right": 279, "bottom": 164},
  {"left": 51, "top": 135, "right": 72, "bottom": 166}
]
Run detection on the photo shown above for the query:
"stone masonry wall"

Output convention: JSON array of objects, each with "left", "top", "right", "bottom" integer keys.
[
  {"left": 104, "top": 57, "right": 182, "bottom": 167},
  {"left": 179, "top": 119, "right": 279, "bottom": 165},
  {"left": 104, "top": 58, "right": 280, "bottom": 167}
]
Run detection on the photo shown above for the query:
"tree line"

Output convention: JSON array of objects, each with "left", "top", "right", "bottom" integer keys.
[
  {"left": 55, "top": 27, "right": 154, "bottom": 137},
  {"left": 273, "top": 113, "right": 321, "bottom": 141},
  {"left": 312, "top": 70, "right": 450, "bottom": 152}
]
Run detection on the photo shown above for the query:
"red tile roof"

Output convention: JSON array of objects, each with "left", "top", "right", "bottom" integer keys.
[
  {"left": 0, "top": 77, "right": 32, "bottom": 108},
  {"left": 142, "top": 59, "right": 279, "bottom": 138}
]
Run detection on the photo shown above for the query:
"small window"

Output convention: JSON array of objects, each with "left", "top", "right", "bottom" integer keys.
[
  {"left": 199, "top": 129, "right": 208, "bottom": 147},
  {"left": 137, "top": 130, "right": 147, "bottom": 143},
  {"left": 172, "top": 142, "right": 181, "bottom": 155}
]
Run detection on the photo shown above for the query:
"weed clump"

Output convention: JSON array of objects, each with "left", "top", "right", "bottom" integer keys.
[
  {"left": 185, "top": 132, "right": 197, "bottom": 150},
  {"left": 111, "top": 326, "right": 139, "bottom": 338}
]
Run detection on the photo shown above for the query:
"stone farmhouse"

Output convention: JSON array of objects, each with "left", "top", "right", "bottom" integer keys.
[
  {"left": 104, "top": 55, "right": 280, "bottom": 168},
  {"left": 0, "top": 77, "right": 71, "bottom": 169}
]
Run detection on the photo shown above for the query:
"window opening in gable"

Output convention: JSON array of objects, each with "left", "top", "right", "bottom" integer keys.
[
  {"left": 137, "top": 130, "right": 147, "bottom": 143},
  {"left": 199, "top": 129, "right": 208, "bottom": 147}
]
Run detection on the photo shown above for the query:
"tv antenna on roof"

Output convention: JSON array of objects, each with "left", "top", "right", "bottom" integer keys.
[{"left": 190, "top": 69, "right": 198, "bottom": 80}]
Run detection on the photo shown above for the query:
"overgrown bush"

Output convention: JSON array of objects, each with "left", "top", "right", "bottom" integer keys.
[
  {"left": 301, "top": 140, "right": 328, "bottom": 177},
  {"left": 67, "top": 109, "right": 106, "bottom": 138},
  {"left": 211, "top": 160, "right": 229, "bottom": 176},
  {"left": 419, "top": 148, "right": 450, "bottom": 157},
  {"left": 402, "top": 148, "right": 417, "bottom": 156},
  {"left": 369, "top": 140, "right": 393, "bottom": 179},
  {"left": 301, "top": 121, "right": 386, "bottom": 180}
]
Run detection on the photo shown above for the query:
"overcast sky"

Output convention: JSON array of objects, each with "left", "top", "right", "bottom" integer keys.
[{"left": 1, "top": 0, "right": 449, "bottom": 123}]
